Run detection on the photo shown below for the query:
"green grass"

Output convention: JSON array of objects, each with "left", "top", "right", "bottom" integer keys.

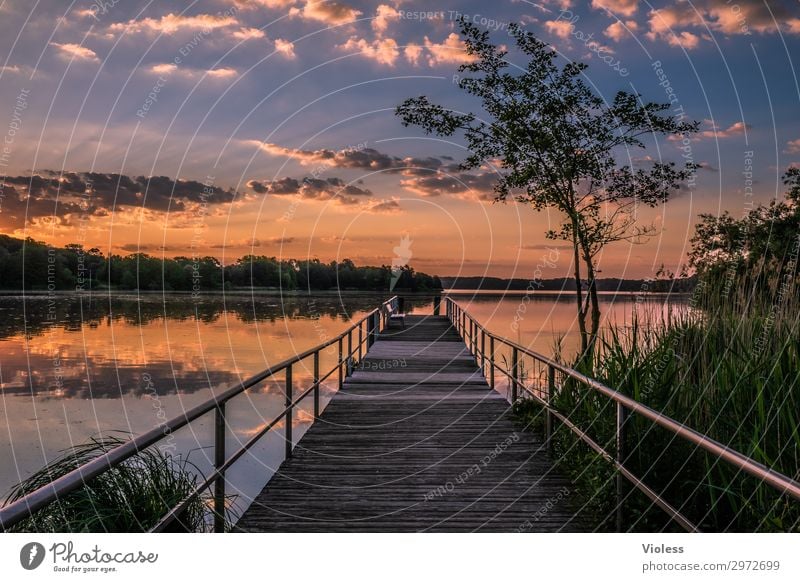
[
  {"left": 2, "top": 436, "right": 231, "bottom": 532},
  {"left": 514, "top": 277, "right": 800, "bottom": 532}
]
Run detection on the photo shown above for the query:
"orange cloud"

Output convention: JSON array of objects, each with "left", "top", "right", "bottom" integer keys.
[
  {"left": 544, "top": 19, "right": 574, "bottom": 39},
  {"left": 50, "top": 42, "right": 99, "bottom": 62},
  {"left": 372, "top": 4, "right": 399, "bottom": 34},
  {"left": 234, "top": 0, "right": 296, "bottom": 8},
  {"left": 293, "top": 0, "right": 361, "bottom": 25},
  {"left": 150, "top": 63, "right": 178, "bottom": 74},
  {"left": 423, "top": 33, "right": 475, "bottom": 66},
  {"left": 605, "top": 20, "right": 638, "bottom": 41},
  {"left": 207, "top": 67, "right": 238, "bottom": 79},
  {"left": 667, "top": 30, "right": 700, "bottom": 49},
  {"left": 669, "top": 120, "right": 750, "bottom": 142},
  {"left": 110, "top": 13, "right": 238, "bottom": 34},
  {"left": 646, "top": 0, "right": 800, "bottom": 50},
  {"left": 232, "top": 27, "right": 266, "bottom": 40},
  {"left": 340, "top": 36, "right": 399, "bottom": 66},
  {"left": 274, "top": 38, "right": 297, "bottom": 58},
  {"left": 591, "top": 0, "right": 639, "bottom": 17},
  {"left": 404, "top": 43, "right": 422, "bottom": 66}
]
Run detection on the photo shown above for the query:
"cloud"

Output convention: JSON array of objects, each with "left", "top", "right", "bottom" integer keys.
[
  {"left": 0, "top": 172, "right": 236, "bottom": 229},
  {"left": 605, "top": 20, "right": 638, "bottom": 41},
  {"left": 423, "top": 33, "right": 475, "bottom": 66},
  {"left": 669, "top": 119, "right": 750, "bottom": 142},
  {"left": 372, "top": 4, "right": 399, "bottom": 34},
  {"left": 269, "top": 236, "right": 296, "bottom": 244},
  {"left": 784, "top": 139, "right": 800, "bottom": 155},
  {"left": 544, "top": 20, "right": 574, "bottom": 39},
  {"left": 248, "top": 176, "right": 372, "bottom": 205},
  {"left": 150, "top": 63, "right": 178, "bottom": 74},
  {"left": 646, "top": 0, "right": 800, "bottom": 50},
  {"left": 666, "top": 30, "right": 700, "bottom": 49},
  {"left": 404, "top": 43, "right": 423, "bottom": 65},
  {"left": 340, "top": 36, "right": 399, "bottom": 66},
  {"left": 274, "top": 38, "right": 296, "bottom": 58},
  {"left": 207, "top": 67, "right": 238, "bottom": 79},
  {"left": 251, "top": 141, "right": 449, "bottom": 174},
  {"left": 50, "top": 42, "right": 99, "bottom": 62},
  {"left": 145, "top": 64, "right": 237, "bottom": 79},
  {"left": 364, "top": 198, "right": 402, "bottom": 213},
  {"left": 110, "top": 13, "right": 238, "bottom": 34},
  {"left": 591, "top": 0, "right": 639, "bottom": 17},
  {"left": 246, "top": 176, "right": 404, "bottom": 213},
  {"left": 293, "top": 1, "right": 361, "bottom": 25},
  {"left": 234, "top": 0, "right": 297, "bottom": 10},
  {"left": 400, "top": 172, "right": 497, "bottom": 200},
  {"left": 232, "top": 27, "right": 266, "bottom": 40}
]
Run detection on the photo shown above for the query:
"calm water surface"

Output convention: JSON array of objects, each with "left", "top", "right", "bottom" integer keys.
[{"left": 0, "top": 291, "right": 686, "bottom": 519}]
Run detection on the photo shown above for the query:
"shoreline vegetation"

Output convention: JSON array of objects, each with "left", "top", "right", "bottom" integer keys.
[
  {"left": 0, "top": 234, "right": 442, "bottom": 293},
  {"left": 0, "top": 233, "right": 698, "bottom": 296}
]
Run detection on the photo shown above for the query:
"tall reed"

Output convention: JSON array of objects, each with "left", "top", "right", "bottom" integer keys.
[
  {"left": 515, "top": 271, "right": 800, "bottom": 531},
  {"left": 2, "top": 436, "right": 230, "bottom": 532}
]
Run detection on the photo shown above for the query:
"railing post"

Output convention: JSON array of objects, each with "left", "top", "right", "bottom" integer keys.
[
  {"left": 511, "top": 347, "right": 518, "bottom": 402},
  {"left": 285, "top": 364, "right": 293, "bottom": 459},
  {"left": 616, "top": 401, "right": 628, "bottom": 532},
  {"left": 367, "top": 312, "right": 375, "bottom": 348},
  {"left": 489, "top": 336, "right": 495, "bottom": 391},
  {"left": 313, "top": 350, "right": 320, "bottom": 419},
  {"left": 338, "top": 337, "right": 343, "bottom": 389},
  {"left": 480, "top": 328, "right": 485, "bottom": 371},
  {"left": 347, "top": 330, "right": 353, "bottom": 376},
  {"left": 213, "top": 403, "right": 226, "bottom": 533},
  {"left": 358, "top": 322, "right": 363, "bottom": 363},
  {"left": 469, "top": 319, "right": 475, "bottom": 358},
  {"left": 546, "top": 365, "right": 555, "bottom": 452}
]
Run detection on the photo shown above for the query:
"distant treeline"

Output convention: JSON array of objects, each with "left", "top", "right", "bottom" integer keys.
[
  {"left": 440, "top": 275, "right": 696, "bottom": 293},
  {"left": 0, "top": 235, "right": 442, "bottom": 292}
]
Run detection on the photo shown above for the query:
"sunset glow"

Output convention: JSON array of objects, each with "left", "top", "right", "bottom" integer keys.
[{"left": 1, "top": 0, "right": 798, "bottom": 278}]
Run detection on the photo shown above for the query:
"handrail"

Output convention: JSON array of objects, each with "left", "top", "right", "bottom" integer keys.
[
  {"left": 444, "top": 297, "right": 800, "bottom": 532},
  {"left": 0, "top": 295, "right": 399, "bottom": 532}
]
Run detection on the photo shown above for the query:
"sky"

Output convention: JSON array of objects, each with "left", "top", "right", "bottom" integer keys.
[{"left": 0, "top": 0, "right": 798, "bottom": 279}]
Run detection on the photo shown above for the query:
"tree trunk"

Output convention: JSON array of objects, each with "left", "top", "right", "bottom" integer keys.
[
  {"left": 584, "top": 253, "right": 601, "bottom": 357},
  {"left": 570, "top": 221, "right": 589, "bottom": 357}
]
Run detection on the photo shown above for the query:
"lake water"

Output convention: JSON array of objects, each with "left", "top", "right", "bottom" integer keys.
[{"left": 0, "top": 291, "right": 686, "bottom": 521}]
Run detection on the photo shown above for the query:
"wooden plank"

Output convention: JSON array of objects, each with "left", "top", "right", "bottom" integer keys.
[{"left": 236, "top": 314, "right": 584, "bottom": 532}]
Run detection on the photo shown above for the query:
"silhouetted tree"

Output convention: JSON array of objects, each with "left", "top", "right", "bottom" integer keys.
[{"left": 397, "top": 19, "right": 698, "bottom": 358}]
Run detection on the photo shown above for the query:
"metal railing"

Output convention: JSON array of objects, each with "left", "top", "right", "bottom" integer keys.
[
  {"left": 0, "top": 296, "right": 399, "bottom": 533},
  {"left": 445, "top": 297, "right": 800, "bottom": 532}
]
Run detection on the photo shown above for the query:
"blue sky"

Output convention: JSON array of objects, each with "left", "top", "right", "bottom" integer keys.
[{"left": 0, "top": 0, "right": 799, "bottom": 278}]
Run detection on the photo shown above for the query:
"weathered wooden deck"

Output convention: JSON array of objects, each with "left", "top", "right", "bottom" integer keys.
[{"left": 236, "top": 315, "right": 583, "bottom": 532}]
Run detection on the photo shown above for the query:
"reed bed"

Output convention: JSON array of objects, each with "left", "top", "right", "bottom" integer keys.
[
  {"left": 2, "top": 436, "right": 228, "bottom": 532},
  {"left": 514, "top": 273, "right": 800, "bottom": 531}
]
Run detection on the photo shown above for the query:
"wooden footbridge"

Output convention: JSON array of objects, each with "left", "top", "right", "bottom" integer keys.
[
  {"left": 236, "top": 313, "right": 578, "bottom": 532},
  {"left": 2, "top": 296, "right": 799, "bottom": 533}
]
